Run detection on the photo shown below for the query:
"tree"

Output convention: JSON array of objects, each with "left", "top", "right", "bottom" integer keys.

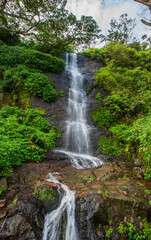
[
  {"left": 134, "top": 0, "right": 151, "bottom": 27},
  {"left": 141, "top": 34, "right": 151, "bottom": 49},
  {"left": 0, "top": 0, "right": 101, "bottom": 49},
  {"left": 104, "top": 14, "right": 136, "bottom": 45},
  {"left": 0, "top": 0, "right": 67, "bottom": 35}
]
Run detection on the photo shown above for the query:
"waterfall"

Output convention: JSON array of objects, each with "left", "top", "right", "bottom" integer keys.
[
  {"left": 56, "top": 53, "right": 103, "bottom": 169},
  {"left": 43, "top": 53, "right": 103, "bottom": 240},
  {"left": 43, "top": 173, "right": 78, "bottom": 240}
]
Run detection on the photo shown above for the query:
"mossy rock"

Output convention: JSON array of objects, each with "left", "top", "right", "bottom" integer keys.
[{"left": 33, "top": 186, "right": 59, "bottom": 212}]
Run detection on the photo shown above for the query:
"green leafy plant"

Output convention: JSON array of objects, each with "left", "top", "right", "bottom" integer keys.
[
  {"left": 0, "top": 185, "right": 6, "bottom": 196},
  {"left": 95, "top": 92, "right": 101, "bottom": 101},
  {"left": 82, "top": 176, "right": 96, "bottom": 182},
  {"left": 0, "top": 106, "right": 61, "bottom": 177},
  {"left": 58, "top": 91, "right": 66, "bottom": 97},
  {"left": 86, "top": 88, "right": 93, "bottom": 95},
  {"left": 103, "top": 189, "right": 109, "bottom": 198}
]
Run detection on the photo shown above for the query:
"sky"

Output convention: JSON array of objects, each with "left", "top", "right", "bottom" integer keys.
[{"left": 66, "top": 0, "right": 150, "bottom": 44}]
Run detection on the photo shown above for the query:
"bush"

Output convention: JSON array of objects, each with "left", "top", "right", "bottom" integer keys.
[
  {"left": 0, "top": 44, "right": 65, "bottom": 73},
  {"left": 2, "top": 66, "right": 58, "bottom": 102},
  {"left": 91, "top": 106, "right": 114, "bottom": 128},
  {"left": 83, "top": 43, "right": 151, "bottom": 179},
  {"left": 25, "top": 73, "right": 58, "bottom": 102},
  {"left": 98, "top": 135, "right": 124, "bottom": 156},
  {"left": 0, "top": 106, "right": 61, "bottom": 177}
]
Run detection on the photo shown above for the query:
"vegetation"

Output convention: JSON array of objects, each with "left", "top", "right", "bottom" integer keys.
[
  {"left": 0, "top": 0, "right": 101, "bottom": 50},
  {"left": 33, "top": 188, "right": 58, "bottom": 201},
  {"left": 0, "top": 106, "right": 61, "bottom": 177},
  {"left": 102, "top": 13, "right": 136, "bottom": 44},
  {"left": 82, "top": 42, "right": 151, "bottom": 179},
  {"left": 118, "top": 218, "right": 151, "bottom": 240},
  {"left": 0, "top": 185, "right": 6, "bottom": 196}
]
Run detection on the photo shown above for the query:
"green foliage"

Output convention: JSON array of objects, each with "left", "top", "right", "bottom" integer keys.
[
  {"left": 82, "top": 176, "right": 96, "bottom": 182},
  {"left": 95, "top": 93, "right": 101, "bottom": 101},
  {"left": 8, "top": 197, "right": 18, "bottom": 208},
  {"left": 103, "top": 189, "right": 109, "bottom": 198},
  {"left": 104, "top": 13, "right": 136, "bottom": 44},
  {"left": 118, "top": 218, "right": 151, "bottom": 240},
  {"left": 0, "top": 106, "right": 61, "bottom": 177},
  {"left": 109, "top": 115, "right": 151, "bottom": 179},
  {"left": 91, "top": 106, "right": 114, "bottom": 128},
  {"left": 24, "top": 109, "right": 51, "bottom": 132},
  {"left": 33, "top": 188, "right": 58, "bottom": 201},
  {"left": 83, "top": 43, "right": 151, "bottom": 178},
  {"left": 0, "top": 29, "right": 21, "bottom": 46},
  {"left": 0, "top": 44, "right": 65, "bottom": 73},
  {"left": 0, "top": 185, "right": 6, "bottom": 196},
  {"left": 98, "top": 136, "right": 124, "bottom": 156},
  {"left": 2, "top": 65, "right": 58, "bottom": 103},
  {"left": 81, "top": 47, "right": 108, "bottom": 64},
  {"left": 144, "top": 189, "right": 151, "bottom": 194},
  {"left": 82, "top": 42, "right": 151, "bottom": 70},
  {"left": 105, "top": 227, "right": 113, "bottom": 238},
  {"left": 86, "top": 88, "right": 93, "bottom": 95},
  {"left": 58, "top": 91, "right": 66, "bottom": 97},
  {"left": 1, "top": 1, "right": 101, "bottom": 50},
  {"left": 25, "top": 73, "right": 58, "bottom": 102},
  {"left": 33, "top": 43, "right": 74, "bottom": 55}
]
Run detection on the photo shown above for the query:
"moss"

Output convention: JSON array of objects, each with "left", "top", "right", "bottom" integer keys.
[
  {"left": 33, "top": 188, "right": 58, "bottom": 201},
  {"left": 8, "top": 196, "right": 18, "bottom": 208},
  {"left": 3, "top": 90, "right": 31, "bottom": 110},
  {"left": 82, "top": 176, "right": 96, "bottom": 183},
  {"left": 0, "top": 185, "right": 6, "bottom": 196},
  {"left": 36, "top": 220, "right": 41, "bottom": 227}
]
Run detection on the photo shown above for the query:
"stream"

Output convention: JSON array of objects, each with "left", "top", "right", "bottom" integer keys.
[{"left": 43, "top": 53, "right": 103, "bottom": 240}]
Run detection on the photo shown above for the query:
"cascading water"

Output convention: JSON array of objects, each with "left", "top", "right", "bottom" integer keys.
[
  {"left": 43, "top": 53, "right": 103, "bottom": 240},
  {"left": 56, "top": 53, "right": 103, "bottom": 169},
  {"left": 43, "top": 173, "right": 78, "bottom": 240}
]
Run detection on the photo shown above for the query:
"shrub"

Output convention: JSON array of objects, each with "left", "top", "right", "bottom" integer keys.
[
  {"left": 91, "top": 106, "right": 114, "bottom": 128},
  {"left": 25, "top": 73, "right": 58, "bottom": 102},
  {"left": 2, "top": 66, "right": 58, "bottom": 102},
  {"left": 98, "top": 136, "right": 124, "bottom": 156},
  {"left": 84, "top": 43, "right": 151, "bottom": 179},
  {"left": 0, "top": 44, "right": 65, "bottom": 73},
  {"left": 0, "top": 106, "right": 61, "bottom": 177}
]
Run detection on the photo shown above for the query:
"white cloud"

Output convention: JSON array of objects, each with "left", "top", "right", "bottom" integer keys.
[{"left": 66, "top": 0, "right": 150, "bottom": 42}]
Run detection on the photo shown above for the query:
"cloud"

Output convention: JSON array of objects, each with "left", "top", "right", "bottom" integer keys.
[{"left": 66, "top": 0, "right": 150, "bottom": 41}]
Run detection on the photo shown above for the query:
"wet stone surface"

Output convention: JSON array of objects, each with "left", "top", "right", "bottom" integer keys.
[{"left": 0, "top": 156, "right": 151, "bottom": 240}]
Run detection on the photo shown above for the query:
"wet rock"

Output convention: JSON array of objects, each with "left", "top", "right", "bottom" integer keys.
[
  {"left": 33, "top": 185, "right": 60, "bottom": 213},
  {"left": 76, "top": 197, "right": 100, "bottom": 240},
  {"left": 0, "top": 194, "right": 44, "bottom": 240}
]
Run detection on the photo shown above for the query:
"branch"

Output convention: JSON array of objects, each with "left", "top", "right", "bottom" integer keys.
[
  {"left": 134, "top": 0, "right": 151, "bottom": 10},
  {"left": 3, "top": 10, "right": 35, "bottom": 22},
  {"left": 141, "top": 19, "right": 151, "bottom": 26}
]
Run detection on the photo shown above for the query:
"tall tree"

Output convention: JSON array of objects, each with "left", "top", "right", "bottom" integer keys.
[
  {"left": 104, "top": 14, "right": 136, "bottom": 44},
  {"left": 0, "top": 0, "right": 67, "bottom": 35},
  {"left": 0, "top": 0, "right": 101, "bottom": 49}
]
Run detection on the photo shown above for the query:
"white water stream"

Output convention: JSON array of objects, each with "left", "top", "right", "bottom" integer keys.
[
  {"left": 56, "top": 53, "right": 103, "bottom": 169},
  {"left": 43, "top": 173, "right": 78, "bottom": 240},
  {"left": 43, "top": 53, "right": 103, "bottom": 240}
]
